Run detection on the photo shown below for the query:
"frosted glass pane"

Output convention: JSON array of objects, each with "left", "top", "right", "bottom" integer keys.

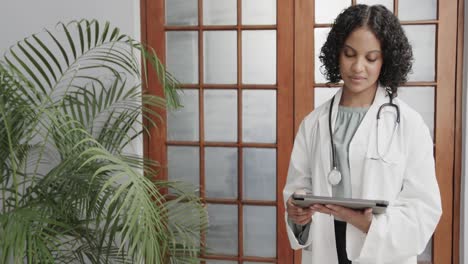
[
  {"left": 206, "top": 204, "right": 238, "bottom": 255},
  {"left": 243, "top": 206, "right": 276, "bottom": 257},
  {"left": 403, "top": 25, "right": 436, "bottom": 82},
  {"left": 399, "top": 0, "right": 436, "bottom": 20},
  {"left": 398, "top": 87, "right": 434, "bottom": 139},
  {"left": 166, "top": 0, "right": 198, "bottom": 26},
  {"left": 315, "top": 28, "right": 331, "bottom": 84},
  {"left": 417, "top": 239, "right": 432, "bottom": 263},
  {"left": 315, "top": 0, "right": 351, "bottom": 24},
  {"left": 167, "top": 146, "right": 199, "bottom": 188},
  {"left": 243, "top": 262, "right": 271, "bottom": 264},
  {"left": 204, "top": 31, "right": 237, "bottom": 84},
  {"left": 167, "top": 89, "right": 199, "bottom": 141},
  {"left": 243, "top": 148, "right": 276, "bottom": 200},
  {"left": 166, "top": 31, "right": 199, "bottom": 84},
  {"left": 242, "top": 90, "right": 276, "bottom": 143},
  {"left": 242, "top": 0, "right": 277, "bottom": 25},
  {"left": 204, "top": 0, "right": 237, "bottom": 25},
  {"left": 204, "top": 90, "right": 238, "bottom": 142},
  {"left": 356, "top": 0, "right": 393, "bottom": 12},
  {"left": 314, "top": 87, "right": 339, "bottom": 109},
  {"left": 205, "top": 147, "right": 238, "bottom": 198},
  {"left": 242, "top": 30, "right": 277, "bottom": 84}
]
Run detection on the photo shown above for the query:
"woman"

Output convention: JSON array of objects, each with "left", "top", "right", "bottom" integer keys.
[{"left": 283, "top": 4, "right": 441, "bottom": 264}]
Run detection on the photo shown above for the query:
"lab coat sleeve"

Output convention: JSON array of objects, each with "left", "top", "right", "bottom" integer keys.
[
  {"left": 354, "top": 118, "right": 442, "bottom": 262},
  {"left": 283, "top": 120, "right": 315, "bottom": 249}
]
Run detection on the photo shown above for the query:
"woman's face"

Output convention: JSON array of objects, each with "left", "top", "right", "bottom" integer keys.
[{"left": 339, "top": 26, "right": 383, "bottom": 100}]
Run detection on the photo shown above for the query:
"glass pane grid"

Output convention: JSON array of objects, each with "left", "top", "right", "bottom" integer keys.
[
  {"left": 166, "top": 1, "right": 279, "bottom": 262},
  {"left": 168, "top": 0, "right": 278, "bottom": 27},
  {"left": 313, "top": 5, "right": 439, "bottom": 28}
]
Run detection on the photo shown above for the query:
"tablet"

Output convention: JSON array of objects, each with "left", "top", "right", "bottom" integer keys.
[{"left": 292, "top": 193, "right": 388, "bottom": 214}]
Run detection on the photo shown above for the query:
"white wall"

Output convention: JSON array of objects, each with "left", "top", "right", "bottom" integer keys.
[
  {"left": 0, "top": 0, "right": 143, "bottom": 155},
  {"left": 0, "top": 0, "right": 140, "bottom": 54}
]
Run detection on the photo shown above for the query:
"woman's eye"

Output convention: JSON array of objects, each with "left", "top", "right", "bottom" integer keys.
[
  {"left": 344, "top": 53, "right": 354, "bottom": 57},
  {"left": 367, "top": 57, "right": 378, "bottom": 62}
]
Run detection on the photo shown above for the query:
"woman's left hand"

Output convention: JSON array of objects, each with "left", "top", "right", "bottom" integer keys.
[{"left": 312, "top": 204, "right": 373, "bottom": 233}]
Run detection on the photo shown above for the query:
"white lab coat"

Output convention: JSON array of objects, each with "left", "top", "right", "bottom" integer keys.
[{"left": 283, "top": 87, "right": 442, "bottom": 264}]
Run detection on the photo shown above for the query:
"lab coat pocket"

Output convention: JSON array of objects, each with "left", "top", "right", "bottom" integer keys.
[
  {"left": 363, "top": 150, "right": 405, "bottom": 198},
  {"left": 365, "top": 134, "right": 403, "bottom": 165}
]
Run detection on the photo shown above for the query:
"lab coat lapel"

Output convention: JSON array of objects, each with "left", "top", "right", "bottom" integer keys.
[
  {"left": 362, "top": 87, "right": 403, "bottom": 164},
  {"left": 318, "top": 89, "right": 342, "bottom": 196},
  {"left": 351, "top": 86, "right": 387, "bottom": 145},
  {"left": 348, "top": 86, "right": 387, "bottom": 198}
]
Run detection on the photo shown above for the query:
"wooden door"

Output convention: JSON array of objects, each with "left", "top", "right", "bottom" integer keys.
[
  {"left": 142, "top": 0, "right": 294, "bottom": 262},
  {"left": 294, "top": 0, "right": 459, "bottom": 263}
]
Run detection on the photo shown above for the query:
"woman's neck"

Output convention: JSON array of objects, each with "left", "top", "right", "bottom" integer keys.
[{"left": 339, "top": 85, "right": 377, "bottom": 107}]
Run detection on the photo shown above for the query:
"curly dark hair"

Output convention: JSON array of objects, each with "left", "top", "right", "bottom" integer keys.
[{"left": 319, "top": 4, "right": 413, "bottom": 97}]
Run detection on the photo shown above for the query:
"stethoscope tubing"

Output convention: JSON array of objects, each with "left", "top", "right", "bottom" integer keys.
[{"left": 327, "top": 93, "right": 400, "bottom": 186}]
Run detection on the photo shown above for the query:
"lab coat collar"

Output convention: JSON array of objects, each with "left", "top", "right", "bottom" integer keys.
[{"left": 331, "top": 86, "right": 389, "bottom": 133}]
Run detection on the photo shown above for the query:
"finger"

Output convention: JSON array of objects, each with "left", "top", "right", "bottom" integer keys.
[
  {"left": 287, "top": 198, "right": 298, "bottom": 208},
  {"left": 287, "top": 203, "right": 302, "bottom": 212},
  {"left": 292, "top": 209, "right": 315, "bottom": 219},
  {"left": 325, "top": 204, "right": 348, "bottom": 213},
  {"left": 313, "top": 204, "right": 334, "bottom": 215},
  {"left": 287, "top": 197, "right": 301, "bottom": 208},
  {"left": 313, "top": 204, "right": 329, "bottom": 211},
  {"left": 298, "top": 213, "right": 314, "bottom": 223},
  {"left": 364, "top": 208, "right": 373, "bottom": 215},
  {"left": 325, "top": 204, "right": 357, "bottom": 220},
  {"left": 327, "top": 204, "right": 362, "bottom": 215},
  {"left": 296, "top": 215, "right": 312, "bottom": 223},
  {"left": 362, "top": 208, "right": 373, "bottom": 223},
  {"left": 290, "top": 209, "right": 315, "bottom": 217},
  {"left": 290, "top": 214, "right": 311, "bottom": 224},
  {"left": 298, "top": 218, "right": 312, "bottom": 225}
]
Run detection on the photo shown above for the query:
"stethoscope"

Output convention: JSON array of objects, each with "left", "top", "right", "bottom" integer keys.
[{"left": 327, "top": 94, "right": 400, "bottom": 186}]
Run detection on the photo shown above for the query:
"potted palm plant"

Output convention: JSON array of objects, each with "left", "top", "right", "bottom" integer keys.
[{"left": 0, "top": 20, "right": 207, "bottom": 263}]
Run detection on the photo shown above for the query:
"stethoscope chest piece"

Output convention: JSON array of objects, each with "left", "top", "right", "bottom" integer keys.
[
  {"left": 328, "top": 168, "right": 342, "bottom": 186},
  {"left": 327, "top": 96, "right": 342, "bottom": 186}
]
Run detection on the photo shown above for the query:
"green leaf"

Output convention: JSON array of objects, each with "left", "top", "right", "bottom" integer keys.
[
  {"left": 61, "top": 22, "right": 77, "bottom": 60},
  {"left": 24, "top": 38, "right": 58, "bottom": 82},
  {"left": 32, "top": 35, "right": 63, "bottom": 75},
  {"left": 46, "top": 29, "right": 70, "bottom": 67},
  {"left": 77, "top": 21, "right": 85, "bottom": 55}
]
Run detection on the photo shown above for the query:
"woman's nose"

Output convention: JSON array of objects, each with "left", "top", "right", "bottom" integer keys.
[{"left": 351, "top": 58, "right": 365, "bottom": 73}]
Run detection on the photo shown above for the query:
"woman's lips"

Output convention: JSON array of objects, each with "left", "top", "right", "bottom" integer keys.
[{"left": 350, "top": 76, "right": 366, "bottom": 82}]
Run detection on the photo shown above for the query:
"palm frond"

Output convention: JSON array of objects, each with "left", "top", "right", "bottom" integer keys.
[{"left": 0, "top": 20, "right": 207, "bottom": 263}]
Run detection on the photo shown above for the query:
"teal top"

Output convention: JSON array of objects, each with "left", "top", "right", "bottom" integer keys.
[
  {"left": 332, "top": 105, "right": 369, "bottom": 198},
  {"left": 291, "top": 105, "right": 369, "bottom": 244}
]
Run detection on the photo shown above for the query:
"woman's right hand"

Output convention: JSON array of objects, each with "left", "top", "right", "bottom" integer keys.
[{"left": 286, "top": 196, "right": 315, "bottom": 225}]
